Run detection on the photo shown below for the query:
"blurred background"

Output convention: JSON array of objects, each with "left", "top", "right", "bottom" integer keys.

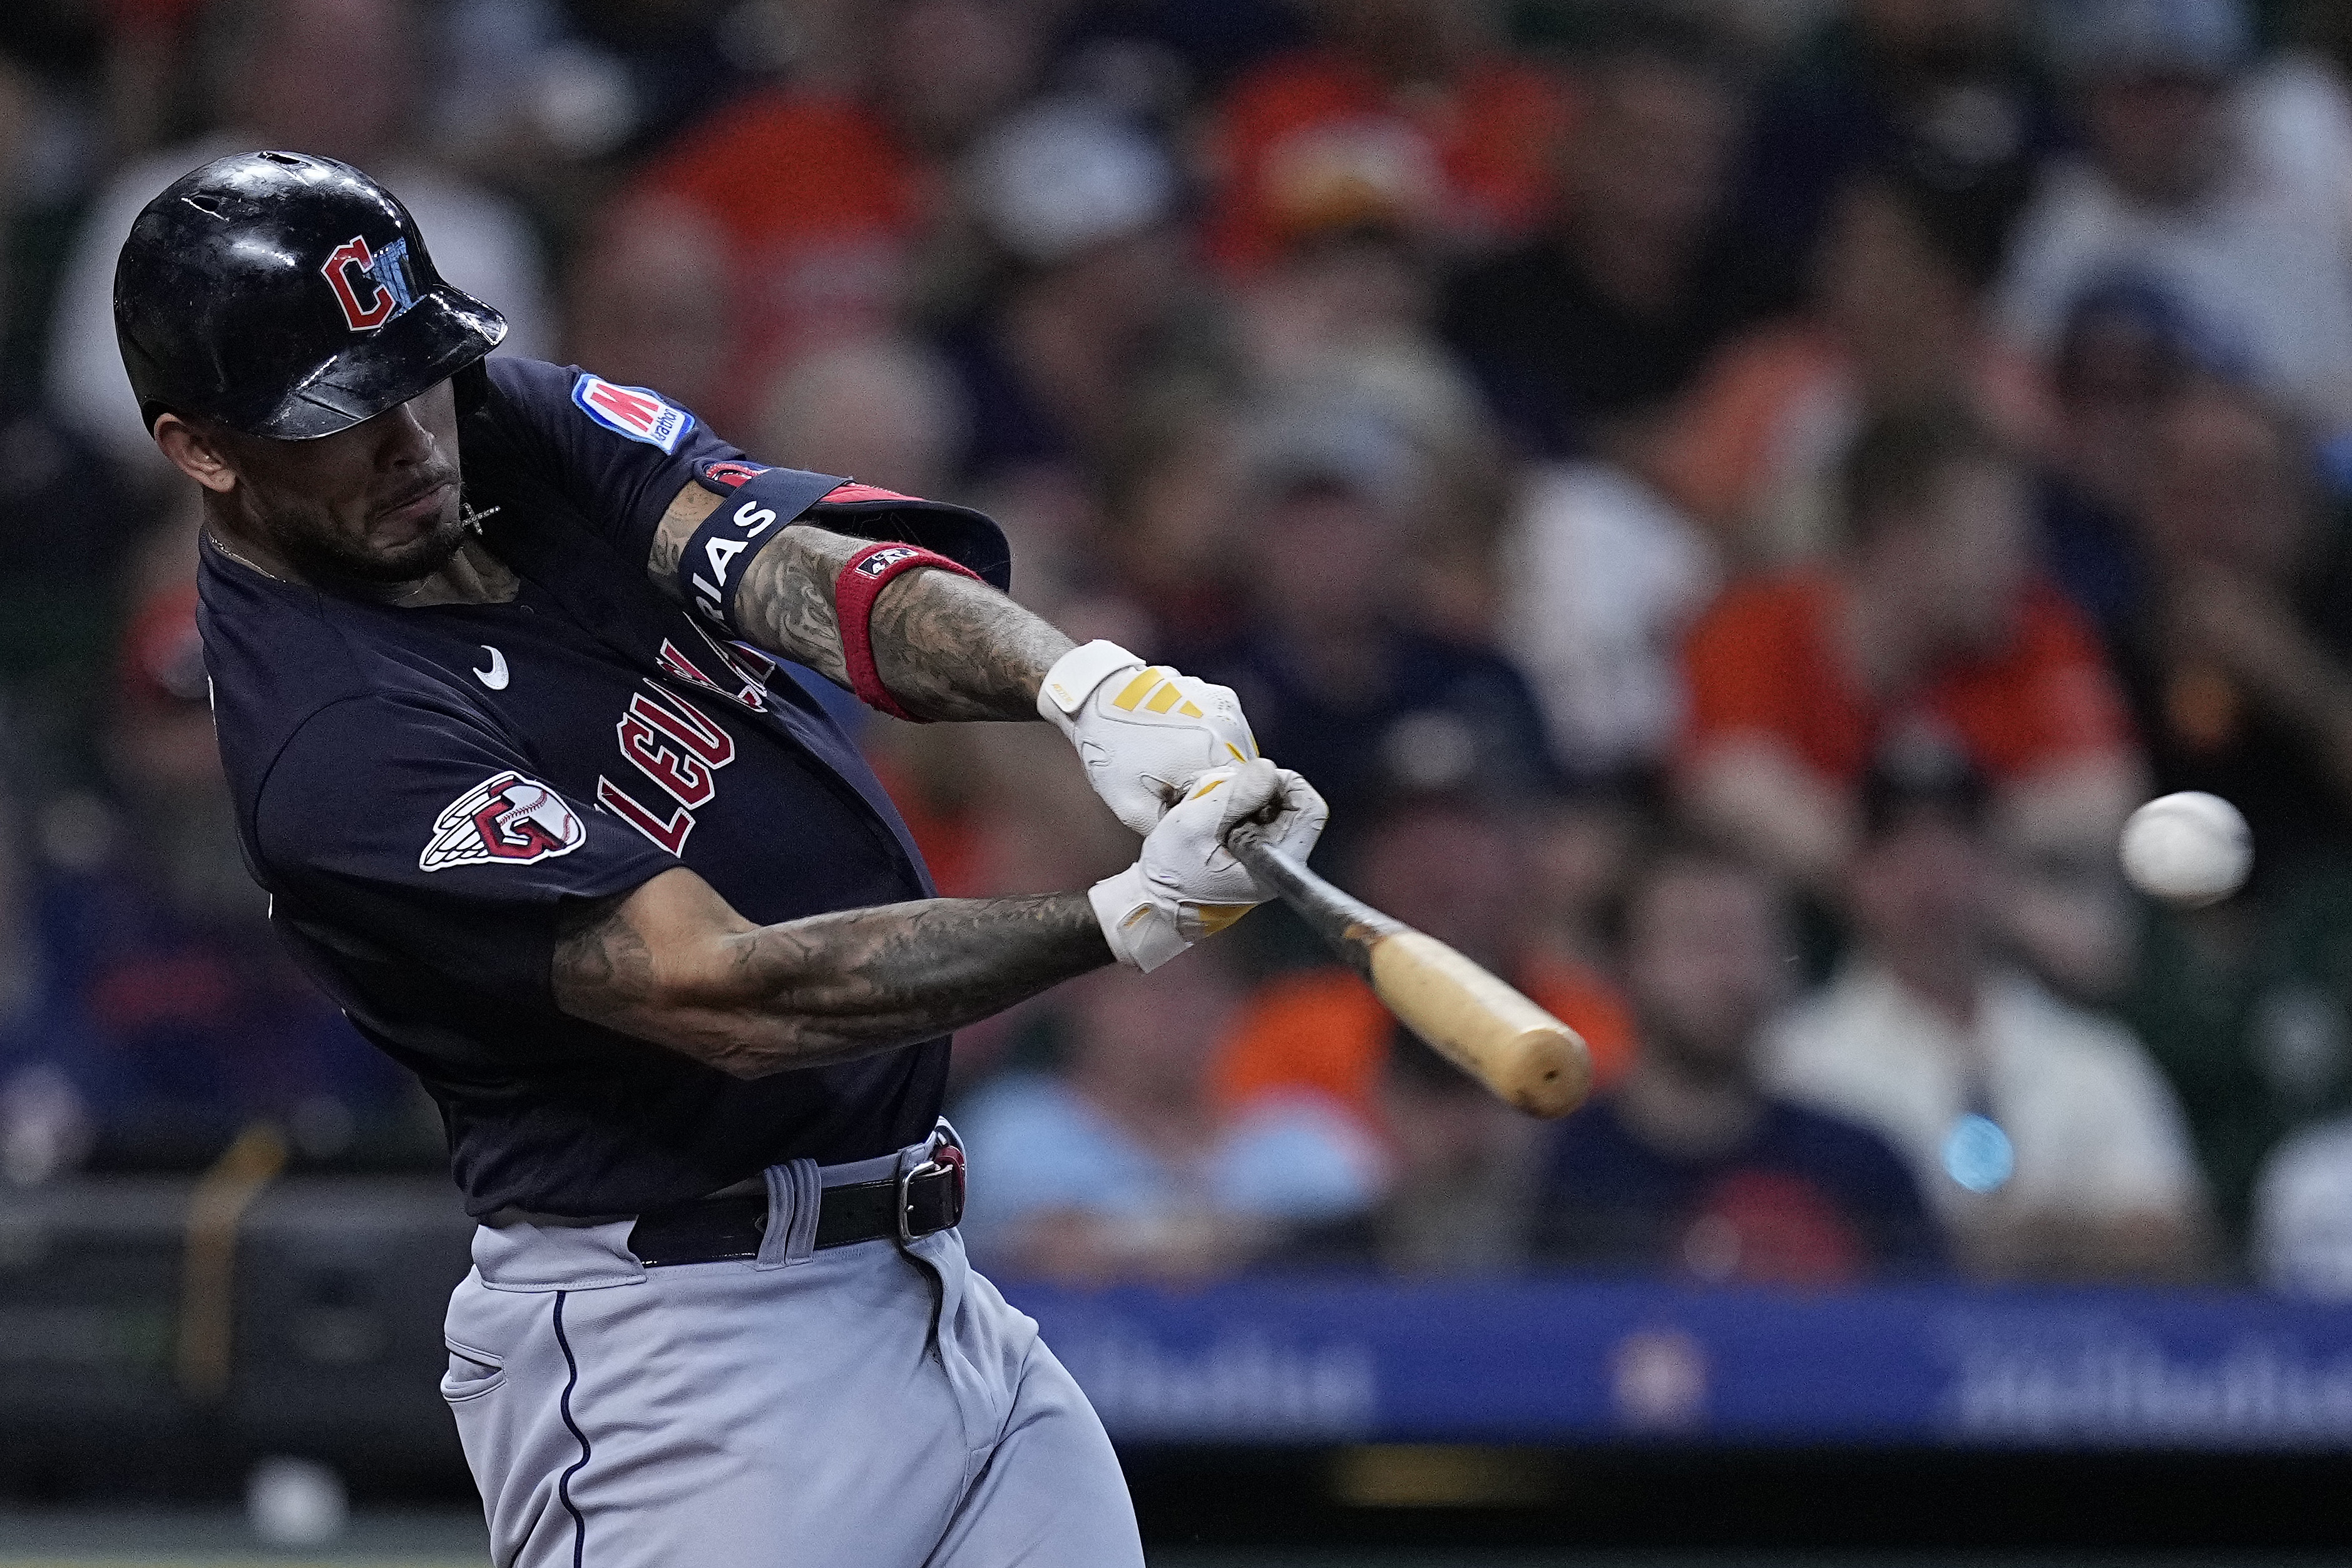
[{"left": 4, "top": 0, "right": 2352, "bottom": 1560}]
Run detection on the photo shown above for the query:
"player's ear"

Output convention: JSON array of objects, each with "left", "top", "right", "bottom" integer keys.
[{"left": 151, "top": 412, "right": 240, "bottom": 494}]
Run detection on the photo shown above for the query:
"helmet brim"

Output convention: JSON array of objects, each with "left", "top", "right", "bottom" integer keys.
[{"left": 245, "top": 285, "right": 508, "bottom": 440}]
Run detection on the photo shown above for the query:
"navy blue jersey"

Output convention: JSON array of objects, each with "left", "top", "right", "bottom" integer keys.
[
  {"left": 1535, "top": 1096, "right": 1945, "bottom": 1281},
  {"left": 197, "top": 357, "right": 1010, "bottom": 1218}
]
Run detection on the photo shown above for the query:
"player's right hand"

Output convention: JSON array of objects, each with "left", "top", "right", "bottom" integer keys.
[
  {"left": 1088, "top": 759, "right": 1327, "bottom": 972},
  {"left": 1036, "top": 640, "right": 1259, "bottom": 836}
]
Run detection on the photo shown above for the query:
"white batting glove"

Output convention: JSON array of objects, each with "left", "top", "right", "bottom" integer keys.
[
  {"left": 1090, "top": 759, "right": 1329, "bottom": 972},
  {"left": 1038, "top": 640, "right": 1260, "bottom": 836}
]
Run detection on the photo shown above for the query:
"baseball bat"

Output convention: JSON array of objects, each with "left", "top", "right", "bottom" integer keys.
[{"left": 1224, "top": 825, "right": 1593, "bottom": 1119}]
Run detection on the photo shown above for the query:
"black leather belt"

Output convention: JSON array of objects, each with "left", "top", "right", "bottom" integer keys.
[{"left": 628, "top": 1144, "right": 965, "bottom": 1267}]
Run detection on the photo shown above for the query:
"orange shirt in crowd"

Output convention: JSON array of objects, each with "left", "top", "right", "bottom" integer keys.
[
  {"left": 1678, "top": 569, "right": 2132, "bottom": 787},
  {"left": 1212, "top": 958, "right": 1635, "bottom": 1130},
  {"left": 632, "top": 91, "right": 928, "bottom": 396},
  {"left": 1204, "top": 50, "right": 1572, "bottom": 275}
]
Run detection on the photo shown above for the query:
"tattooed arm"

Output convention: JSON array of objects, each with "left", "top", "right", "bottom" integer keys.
[
  {"left": 554, "top": 867, "right": 1112, "bottom": 1076},
  {"left": 649, "top": 482, "right": 1071, "bottom": 721}
]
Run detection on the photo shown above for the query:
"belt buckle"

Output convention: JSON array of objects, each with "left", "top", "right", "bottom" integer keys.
[{"left": 896, "top": 1132, "right": 967, "bottom": 1245}]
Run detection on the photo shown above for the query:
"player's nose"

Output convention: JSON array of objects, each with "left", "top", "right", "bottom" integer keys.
[{"left": 371, "top": 390, "right": 443, "bottom": 469}]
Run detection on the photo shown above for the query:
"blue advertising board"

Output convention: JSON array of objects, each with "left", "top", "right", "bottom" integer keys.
[{"left": 1003, "top": 1277, "right": 2352, "bottom": 1449}]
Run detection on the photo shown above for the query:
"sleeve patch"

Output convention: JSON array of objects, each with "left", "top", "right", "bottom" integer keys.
[
  {"left": 571, "top": 375, "right": 696, "bottom": 454},
  {"left": 851, "top": 544, "right": 925, "bottom": 578},
  {"left": 422, "top": 771, "right": 589, "bottom": 871}
]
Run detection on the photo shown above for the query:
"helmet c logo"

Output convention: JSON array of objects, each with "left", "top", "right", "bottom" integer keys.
[{"left": 321, "top": 234, "right": 415, "bottom": 332}]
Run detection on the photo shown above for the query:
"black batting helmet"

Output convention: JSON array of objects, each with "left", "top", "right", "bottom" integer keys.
[{"left": 113, "top": 150, "right": 506, "bottom": 441}]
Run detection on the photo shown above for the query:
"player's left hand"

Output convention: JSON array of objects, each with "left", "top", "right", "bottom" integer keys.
[
  {"left": 1089, "top": 759, "right": 1329, "bottom": 972},
  {"left": 1037, "top": 640, "right": 1259, "bottom": 835}
]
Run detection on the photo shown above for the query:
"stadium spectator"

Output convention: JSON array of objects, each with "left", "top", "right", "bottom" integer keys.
[
  {"left": 1189, "top": 390, "right": 1557, "bottom": 832},
  {"left": 1092, "top": 386, "right": 1252, "bottom": 656},
  {"left": 1, "top": 583, "right": 416, "bottom": 1174},
  {"left": 1766, "top": 741, "right": 2209, "bottom": 1281},
  {"left": 1496, "top": 447, "right": 1721, "bottom": 783},
  {"left": 429, "top": 0, "right": 808, "bottom": 175},
  {"left": 2122, "top": 867, "right": 2352, "bottom": 1243},
  {"left": 0, "top": 772, "right": 81, "bottom": 1186},
  {"left": 627, "top": 0, "right": 1047, "bottom": 415},
  {"left": 1289, "top": 1030, "right": 1548, "bottom": 1275},
  {"left": 2243, "top": 0, "right": 2352, "bottom": 230},
  {"left": 1540, "top": 843, "right": 1942, "bottom": 1283},
  {"left": 2253, "top": 1110, "right": 2352, "bottom": 1296},
  {"left": 933, "top": 98, "right": 1202, "bottom": 588},
  {"left": 754, "top": 336, "right": 969, "bottom": 506},
  {"left": 954, "top": 951, "right": 1379, "bottom": 1284},
  {"left": 1729, "top": 0, "right": 2058, "bottom": 316},
  {"left": 2033, "top": 277, "right": 2211, "bottom": 639},
  {"left": 561, "top": 190, "right": 736, "bottom": 435},
  {"left": 45, "top": 0, "right": 553, "bottom": 466},
  {"left": 1201, "top": 0, "right": 1569, "bottom": 278},
  {"left": 1444, "top": 18, "right": 1764, "bottom": 457},
  {"left": 1647, "top": 166, "right": 2051, "bottom": 563},
  {"left": 0, "top": 51, "right": 63, "bottom": 388},
  {"left": 1213, "top": 783, "right": 1637, "bottom": 1142},
  {"left": 1998, "top": 0, "right": 2352, "bottom": 442},
  {"left": 2110, "top": 382, "right": 2352, "bottom": 870},
  {"left": 1224, "top": 140, "right": 1446, "bottom": 394},
  {"left": 1675, "top": 403, "right": 2136, "bottom": 892},
  {"left": 93, "top": 0, "right": 206, "bottom": 161},
  {"left": 0, "top": 235, "right": 141, "bottom": 708}
]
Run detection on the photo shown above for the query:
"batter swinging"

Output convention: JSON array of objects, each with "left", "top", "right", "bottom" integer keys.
[{"left": 114, "top": 151, "right": 1326, "bottom": 1567}]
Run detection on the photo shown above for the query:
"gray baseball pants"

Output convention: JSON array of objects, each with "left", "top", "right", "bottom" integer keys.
[{"left": 439, "top": 1140, "right": 1143, "bottom": 1567}]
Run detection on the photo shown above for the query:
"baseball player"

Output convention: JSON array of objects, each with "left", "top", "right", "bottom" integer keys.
[{"left": 115, "top": 151, "right": 1327, "bottom": 1567}]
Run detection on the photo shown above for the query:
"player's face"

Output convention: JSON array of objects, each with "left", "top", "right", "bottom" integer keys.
[
  {"left": 1625, "top": 865, "right": 1782, "bottom": 1071},
  {"left": 223, "top": 381, "right": 466, "bottom": 584}
]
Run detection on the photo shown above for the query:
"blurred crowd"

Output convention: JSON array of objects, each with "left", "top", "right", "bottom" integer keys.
[{"left": 7, "top": 0, "right": 2352, "bottom": 1295}]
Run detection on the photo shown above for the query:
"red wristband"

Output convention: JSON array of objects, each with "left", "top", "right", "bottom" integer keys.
[{"left": 834, "top": 541, "right": 983, "bottom": 721}]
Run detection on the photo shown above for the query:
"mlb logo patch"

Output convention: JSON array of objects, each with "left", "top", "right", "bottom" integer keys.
[
  {"left": 852, "top": 546, "right": 922, "bottom": 578},
  {"left": 421, "top": 771, "right": 588, "bottom": 872},
  {"left": 573, "top": 375, "right": 695, "bottom": 454}
]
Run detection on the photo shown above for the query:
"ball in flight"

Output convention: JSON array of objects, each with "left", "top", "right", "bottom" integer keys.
[{"left": 2119, "top": 792, "right": 2252, "bottom": 908}]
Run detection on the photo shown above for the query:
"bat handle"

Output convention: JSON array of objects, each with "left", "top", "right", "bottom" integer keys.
[{"left": 1224, "top": 824, "right": 1401, "bottom": 974}]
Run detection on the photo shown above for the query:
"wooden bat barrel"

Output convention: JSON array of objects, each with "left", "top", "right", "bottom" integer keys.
[{"left": 1226, "top": 827, "right": 1593, "bottom": 1118}]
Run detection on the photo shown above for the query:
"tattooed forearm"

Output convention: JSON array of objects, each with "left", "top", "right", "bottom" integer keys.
[
  {"left": 729, "top": 527, "right": 861, "bottom": 688},
  {"left": 866, "top": 562, "right": 1074, "bottom": 721},
  {"left": 647, "top": 484, "right": 1071, "bottom": 721},
  {"left": 553, "top": 869, "right": 1112, "bottom": 1077},
  {"left": 727, "top": 525, "right": 1071, "bottom": 720}
]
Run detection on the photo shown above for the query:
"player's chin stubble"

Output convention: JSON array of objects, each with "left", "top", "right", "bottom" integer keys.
[{"left": 266, "top": 486, "right": 469, "bottom": 588}]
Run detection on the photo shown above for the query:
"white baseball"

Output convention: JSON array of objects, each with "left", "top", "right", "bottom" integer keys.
[{"left": 2119, "top": 792, "right": 2252, "bottom": 908}]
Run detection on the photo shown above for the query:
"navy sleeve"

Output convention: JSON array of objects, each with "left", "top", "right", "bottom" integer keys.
[
  {"left": 252, "top": 693, "right": 677, "bottom": 1005},
  {"left": 479, "top": 357, "right": 750, "bottom": 569}
]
